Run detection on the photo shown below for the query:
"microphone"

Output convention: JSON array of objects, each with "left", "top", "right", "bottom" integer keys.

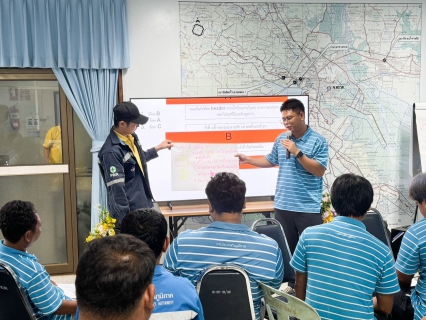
[{"left": 286, "top": 133, "right": 292, "bottom": 159}]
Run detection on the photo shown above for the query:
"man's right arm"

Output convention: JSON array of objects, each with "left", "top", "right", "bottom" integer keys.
[{"left": 235, "top": 154, "right": 275, "bottom": 168}]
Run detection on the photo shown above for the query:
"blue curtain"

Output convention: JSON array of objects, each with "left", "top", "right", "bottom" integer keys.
[
  {"left": 53, "top": 68, "right": 117, "bottom": 227},
  {"left": 0, "top": 0, "right": 129, "bottom": 68}
]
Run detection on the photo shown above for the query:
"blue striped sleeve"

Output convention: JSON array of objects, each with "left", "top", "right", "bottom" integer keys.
[
  {"left": 376, "top": 250, "right": 400, "bottom": 294},
  {"left": 265, "top": 135, "right": 280, "bottom": 166},
  {"left": 27, "top": 271, "right": 64, "bottom": 316},
  {"left": 311, "top": 135, "right": 328, "bottom": 168},
  {"left": 395, "top": 228, "right": 420, "bottom": 275}
]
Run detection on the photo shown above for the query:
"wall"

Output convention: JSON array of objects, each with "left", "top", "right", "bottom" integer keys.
[{"left": 124, "top": 0, "right": 426, "bottom": 225}]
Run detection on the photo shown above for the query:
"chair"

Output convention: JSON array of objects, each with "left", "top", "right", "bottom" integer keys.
[
  {"left": 251, "top": 218, "right": 295, "bottom": 283},
  {"left": 0, "top": 261, "right": 36, "bottom": 320},
  {"left": 361, "top": 208, "right": 393, "bottom": 256},
  {"left": 196, "top": 265, "right": 255, "bottom": 320},
  {"left": 259, "top": 282, "right": 320, "bottom": 320}
]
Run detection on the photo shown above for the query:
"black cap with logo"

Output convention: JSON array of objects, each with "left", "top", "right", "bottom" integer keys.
[{"left": 113, "top": 101, "right": 149, "bottom": 125}]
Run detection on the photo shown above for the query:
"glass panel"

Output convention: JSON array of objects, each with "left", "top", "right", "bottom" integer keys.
[
  {"left": 0, "top": 81, "right": 62, "bottom": 166},
  {"left": 73, "top": 109, "right": 92, "bottom": 257},
  {"left": 0, "top": 174, "right": 67, "bottom": 264}
]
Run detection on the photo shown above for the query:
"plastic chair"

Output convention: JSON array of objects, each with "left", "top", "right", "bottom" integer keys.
[
  {"left": 0, "top": 260, "right": 36, "bottom": 320},
  {"left": 259, "top": 282, "right": 320, "bottom": 320},
  {"left": 361, "top": 208, "right": 393, "bottom": 256},
  {"left": 197, "top": 265, "right": 255, "bottom": 320},
  {"left": 251, "top": 218, "right": 295, "bottom": 283}
]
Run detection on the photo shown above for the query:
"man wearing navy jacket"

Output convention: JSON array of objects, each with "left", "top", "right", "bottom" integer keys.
[{"left": 98, "top": 101, "right": 173, "bottom": 223}]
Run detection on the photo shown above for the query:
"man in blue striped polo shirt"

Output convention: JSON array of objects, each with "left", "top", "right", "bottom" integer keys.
[
  {"left": 394, "top": 172, "right": 426, "bottom": 320},
  {"left": 0, "top": 200, "right": 77, "bottom": 319},
  {"left": 163, "top": 172, "right": 284, "bottom": 320},
  {"left": 290, "top": 174, "right": 399, "bottom": 320},
  {"left": 236, "top": 98, "right": 328, "bottom": 254}
]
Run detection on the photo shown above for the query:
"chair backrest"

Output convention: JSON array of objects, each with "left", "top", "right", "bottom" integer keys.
[
  {"left": 196, "top": 265, "right": 255, "bottom": 320},
  {"left": 259, "top": 282, "right": 320, "bottom": 320},
  {"left": 361, "top": 208, "right": 393, "bottom": 257},
  {"left": 251, "top": 218, "right": 295, "bottom": 283},
  {"left": 0, "top": 261, "right": 36, "bottom": 320}
]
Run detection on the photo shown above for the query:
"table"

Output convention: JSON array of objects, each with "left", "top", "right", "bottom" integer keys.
[{"left": 159, "top": 200, "right": 274, "bottom": 240}]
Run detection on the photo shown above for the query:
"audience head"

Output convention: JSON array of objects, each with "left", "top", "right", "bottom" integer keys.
[
  {"left": 121, "top": 208, "right": 168, "bottom": 260},
  {"left": 76, "top": 234, "right": 156, "bottom": 320},
  {"left": 409, "top": 173, "right": 426, "bottom": 216},
  {"left": 0, "top": 200, "right": 41, "bottom": 247},
  {"left": 280, "top": 98, "right": 305, "bottom": 114},
  {"left": 205, "top": 172, "right": 246, "bottom": 214},
  {"left": 331, "top": 173, "right": 373, "bottom": 218}
]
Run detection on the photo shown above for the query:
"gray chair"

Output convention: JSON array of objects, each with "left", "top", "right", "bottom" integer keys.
[
  {"left": 0, "top": 260, "right": 36, "bottom": 320},
  {"left": 251, "top": 218, "right": 295, "bottom": 283},
  {"left": 197, "top": 265, "right": 255, "bottom": 320},
  {"left": 361, "top": 208, "right": 393, "bottom": 257},
  {"left": 259, "top": 282, "right": 320, "bottom": 320}
]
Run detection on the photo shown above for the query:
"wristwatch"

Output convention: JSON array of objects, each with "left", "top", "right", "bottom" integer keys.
[{"left": 296, "top": 151, "right": 304, "bottom": 159}]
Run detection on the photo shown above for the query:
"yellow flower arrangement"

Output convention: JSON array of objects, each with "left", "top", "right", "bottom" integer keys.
[
  {"left": 85, "top": 206, "right": 116, "bottom": 242},
  {"left": 321, "top": 193, "right": 335, "bottom": 223}
]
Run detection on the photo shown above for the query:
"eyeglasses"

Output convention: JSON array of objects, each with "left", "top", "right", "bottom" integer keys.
[{"left": 280, "top": 112, "right": 301, "bottom": 124}]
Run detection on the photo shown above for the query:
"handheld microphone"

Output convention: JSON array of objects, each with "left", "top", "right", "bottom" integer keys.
[{"left": 286, "top": 133, "right": 292, "bottom": 159}]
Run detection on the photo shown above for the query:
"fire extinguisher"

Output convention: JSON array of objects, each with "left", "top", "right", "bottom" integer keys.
[{"left": 9, "top": 105, "right": 20, "bottom": 131}]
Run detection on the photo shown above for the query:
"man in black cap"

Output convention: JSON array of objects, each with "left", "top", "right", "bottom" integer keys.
[{"left": 98, "top": 101, "right": 173, "bottom": 223}]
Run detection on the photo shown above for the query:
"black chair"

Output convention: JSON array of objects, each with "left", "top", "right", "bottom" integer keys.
[
  {"left": 361, "top": 208, "right": 393, "bottom": 257},
  {"left": 196, "top": 265, "right": 255, "bottom": 320},
  {"left": 0, "top": 260, "right": 36, "bottom": 320},
  {"left": 251, "top": 218, "right": 295, "bottom": 283}
]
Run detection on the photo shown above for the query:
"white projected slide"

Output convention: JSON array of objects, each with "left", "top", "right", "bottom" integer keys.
[{"left": 131, "top": 95, "right": 309, "bottom": 202}]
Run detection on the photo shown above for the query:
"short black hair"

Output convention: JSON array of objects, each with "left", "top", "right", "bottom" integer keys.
[
  {"left": 76, "top": 234, "right": 156, "bottom": 319},
  {"left": 121, "top": 208, "right": 167, "bottom": 259},
  {"left": 280, "top": 98, "right": 305, "bottom": 113},
  {"left": 205, "top": 172, "right": 246, "bottom": 214},
  {"left": 409, "top": 172, "right": 426, "bottom": 204},
  {"left": 331, "top": 173, "right": 374, "bottom": 217},
  {"left": 0, "top": 200, "right": 37, "bottom": 243}
]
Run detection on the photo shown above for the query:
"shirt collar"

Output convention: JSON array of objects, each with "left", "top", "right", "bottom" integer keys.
[
  {"left": 0, "top": 240, "right": 37, "bottom": 260},
  {"left": 154, "top": 265, "right": 168, "bottom": 276},
  {"left": 208, "top": 221, "right": 251, "bottom": 231},
  {"left": 333, "top": 216, "right": 366, "bottom": 230},
  {"left": 294, "top": 125, "right": 312, "bottom": 142}
]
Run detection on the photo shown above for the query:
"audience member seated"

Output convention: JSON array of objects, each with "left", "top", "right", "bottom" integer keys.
[
  {"left": 0, "top": 200, "right": 77, "bottom": 319},
  {"left": 394, "top": 172, "right": 426, "bottom": 320},
  {"left": 163, "top": 172, "right": 284, "bottom": 320},
  {"left": 290, "top": 173, "right": 400, "bottom": 319},
  {"left": 75, "top": 234, "right": 156, "bottom": 320},
  {"left": 121, "top": 207, "right": 204, "bottom": 320}
]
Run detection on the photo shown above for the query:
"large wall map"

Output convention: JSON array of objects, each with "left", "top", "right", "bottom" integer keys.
[{"left": 179, "top": 2, "right": 421, "bottom": 226}]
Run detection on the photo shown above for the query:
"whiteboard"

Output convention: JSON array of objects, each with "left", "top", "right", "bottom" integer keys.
[{"left": 131, "top": 95, "right": 309, "bottom": 202}]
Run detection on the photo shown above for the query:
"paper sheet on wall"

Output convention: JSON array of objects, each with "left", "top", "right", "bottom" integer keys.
[
  {"left": 171, "top": 143, "right": 239, "bottom": 191},
  {"left": 415, "top": 104, "right": 426, "bottom": 172}
]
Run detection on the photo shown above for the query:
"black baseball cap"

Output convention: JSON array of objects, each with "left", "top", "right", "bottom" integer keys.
[{"left": 113, "top": 101, "right": 149, "bottom": 125}]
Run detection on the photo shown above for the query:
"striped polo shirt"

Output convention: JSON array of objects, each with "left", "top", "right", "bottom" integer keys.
[
  {"left": 290, "top": 216, "right": 400, "bottom": 320},
  {"left": 0, "top": 240, "right": 72, "bottom": 320},
  {"left": 395, "top": 218, "right": 426, "bottom": 320},
  {"left": 265, "top": 126, "right": 328, "bottom": 213},
  {"left": 163, "top": 221, "right": 284, "bottom": 320}
]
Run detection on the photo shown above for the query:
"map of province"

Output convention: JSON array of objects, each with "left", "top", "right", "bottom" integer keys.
[{"left": 179, "top": 2, "right": 421, "bottom": 226}]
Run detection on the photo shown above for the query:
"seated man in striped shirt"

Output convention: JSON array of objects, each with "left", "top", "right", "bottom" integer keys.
[
  {"left": 164, "top": 172, "right": 284, "bottom": 320},
  {"left": 290, "top": 173, "right": 400, "bottom": 320},
  {"left": 394, "top": 172, "right": 426, "bottom": 320},
  {"left": 0, "top": 200, "right": 77, "bottom": 319}
]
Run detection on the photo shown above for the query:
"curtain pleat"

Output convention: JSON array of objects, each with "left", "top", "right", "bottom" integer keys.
[
  {"left": 0, "top": 0, "right": 129, "bottom": 69},
  {"left": 53, "top": 68, "right": 117, "bottom": 228}
]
